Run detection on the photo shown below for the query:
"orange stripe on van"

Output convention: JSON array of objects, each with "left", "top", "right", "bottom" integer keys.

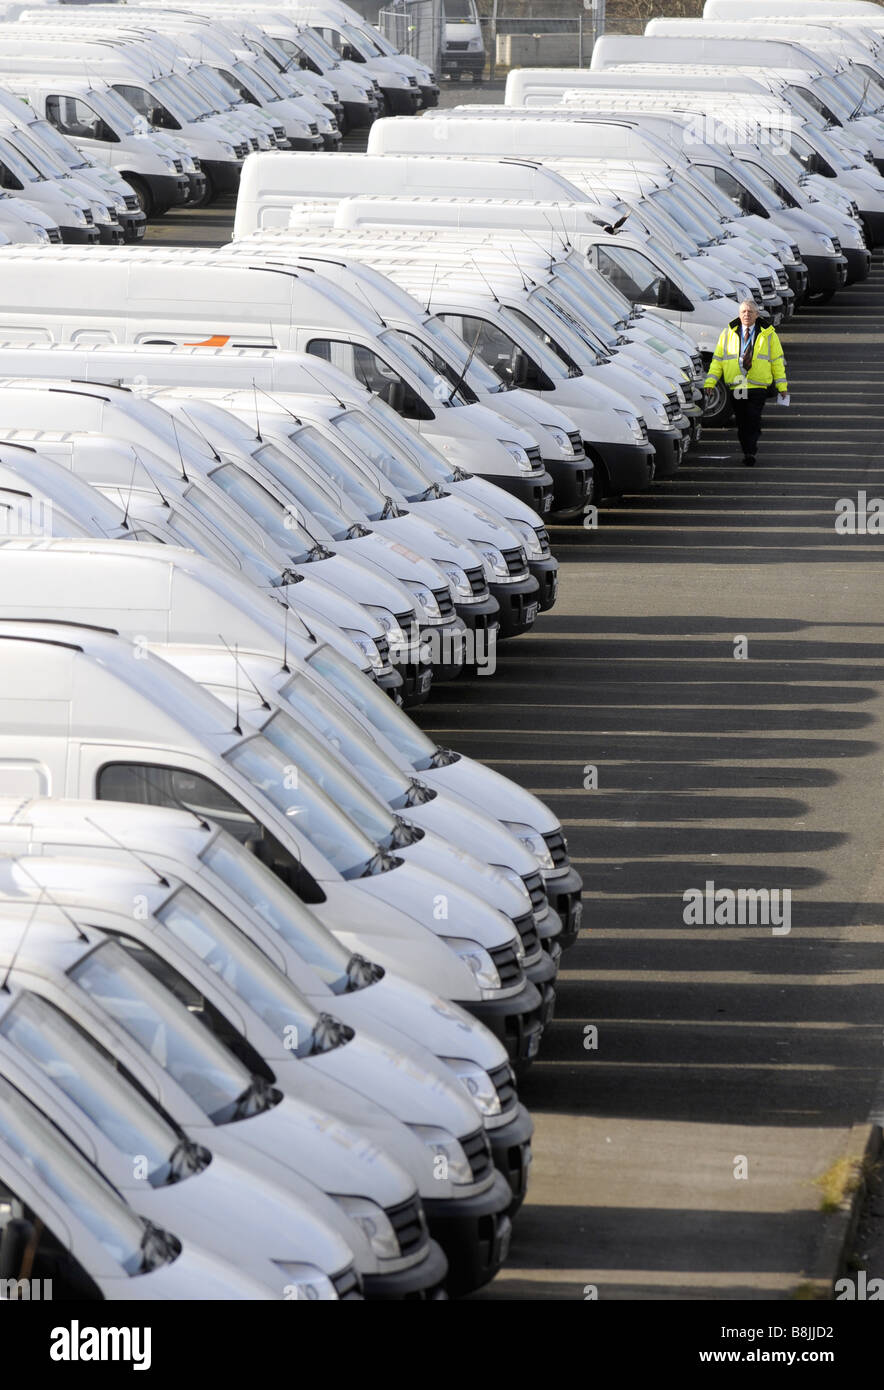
[{"left": 184, "top": 335, "right": 231, "bottom": 347}]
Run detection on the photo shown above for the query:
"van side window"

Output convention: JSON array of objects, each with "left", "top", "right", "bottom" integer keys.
[
  {"left": 95, "top": 762, "right": 326, "bottom": 905},
  {"left": 437, "top": 312, "right": 548, "bottom": 389},
  {"left": 307, "top": 338, "right": 433, "bottom": 420},
  {"left": 0, "top": 161, "right": 23, "bottom": 192},
  {"left": 46, "top": 96, "right": 118, "bottom": 144},
  {"left": 0, "top": 1184, "right": 102, "bottom": 1300},
  {"left": 112, "top": 84, "right": 180, "bottom": 131}
]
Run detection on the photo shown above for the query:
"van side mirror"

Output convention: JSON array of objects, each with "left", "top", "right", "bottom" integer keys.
[
  {"left": 381, "top": 379, "right": 432, "bottom": 421},
  {"left": 0, "top": 1218, "right": 34, "bottom": 1281}
]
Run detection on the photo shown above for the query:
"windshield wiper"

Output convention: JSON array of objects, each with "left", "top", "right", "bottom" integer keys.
[
  {"left": 345, "top": 951, "right": 385, "bottom": 991},
  {"left": 344, "top": 521, "right": 372, "bottom": 538},
  {"left": 306, "top": 541, "right": 333, "bottom": 561},
  {"left": 230, "top": 1075, "right": 278, "bottom": 1119},
  {"left": 358, "top": 848, "right": 400, "bottom": 878},
  {"left": 379, "top": 495, "right": 399, "bottom": 519},
  {"left": 417, "top": 483, "right": 446, "bottom": 501}
]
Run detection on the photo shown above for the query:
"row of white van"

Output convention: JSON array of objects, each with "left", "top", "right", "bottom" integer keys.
[{"left": 0, "top": 0, "right": 439, "bottom": 233}]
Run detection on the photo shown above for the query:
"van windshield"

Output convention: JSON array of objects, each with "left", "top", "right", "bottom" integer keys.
[
  {"left": 0, "top": 991, "right": 196, "bottom": 1188},
  {"left": 422, "top": 316, "right": 506, "bottom": 395},
  {"left": 233, "top": 62, "right": 277, "bottom": 103},
  {"left": 0, "top": 1070, "right": 158, "bottom": 1274},
  {"left": 260, "top": 708, "right": 398, "bottom": 845},
  {"left": 365, "top": 397, "right": 454, "bottom": 484},
  {"left": 253, "top": 439, "right": 361, "bottom": 538},
  {"left": 155, "top": 75, "right": 207, "bottom": 123},
  {"left": 0, "top": 136, "right": 44, "bottom": 183},
  {"left": 306, "top": 643, "right": 438, "bottom": 767},
  {"left": 332, "top": 410, "right": 431, "bottom": 499},
  {"left": 6, "top": 127, "right": 69, "bottom": 181},
  {"left": 70, "top": 939, "right": 259, "bottom": 1124},
  {"left": 202, "top": 829, "right": 351, "bottom": 992},
  {"left": 98, "top": 88, "right": 141, "bottom": 136},
  {"left": 381, "top": 328, "right": 472, "bottom": 407},
  {"left": 208, "top": 461, "right": 319, "bottom": 561},
  {"left": 227, "top": 734, "right": 380, "bottom": 878},
  {"left": 446, "top": 0, "right": 477, "bottom": 18},
  {"left": 293, "top": 425, "right": 392, "bottom": 519},
  {"left": 156, "top": 885, "right": 337, "bottom": 1056},
  {"left": 31, "top": 119, "right": 85, "bottom": 169},
  {"left": 280, "top": 669, "right": 414, "bottom": 808}
]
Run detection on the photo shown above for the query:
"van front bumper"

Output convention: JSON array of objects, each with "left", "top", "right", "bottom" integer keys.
[
  {"left": 424, "top": 1171, "right": 513, "bottom": 1296},
  {"left": 490, "top": 573, "right": 540, "bottom": 639},
  {"left": 545, "top": 455, "right": 594, "bottom": 521},
  {"left": 477, "top": 466, "right": 554, "bottom": 516},
  {"left": 97, "top": 224, "right": 126, "bottom": 245},
  {"left": 785, "top": 260, "right": 809, "bottom": 300},
  {"left": 804, "top": 253, "right": 848, "bottom": 296},
  {"left": 61, "top": 226, "right": 100, "bottom": 244},
  {"left": 342, "top": 99, "right": 378, "bottom": 129},
  {"left": 845, "top": 246, "right": 872, "bottom": 283},
  {"left": 119, "top": 211, "right": 146, "bottom": 241},
  {"left": 201, "top": 159, "right": 241, "bottom": 196},
  {"left": 363, "top": 1238, "right": 449, "bottom": 1300},
  {"left": 593, "top": 440, "right": 656, "bottom": 496},
  {"left": 543, "top": 864, "right": 584, "bottom": 948},
  {"left": 860, "top": 208, "right": 884, "bottom": 248},
  {"left": 146, "top": 172, "right": 191, "bottom": 208},
  {"left": 420, "top": 83, "right": 440, "bottom": 107},
  {"left": 441, "top": 51, "right": 485, "bottom": 76},
  {"left": 647, "top": 426, "right": 683, "bottom": 480},
  {"left": 383, "top": 86, "right": 422, "bottom": 115},
  {"left": 460, "top": 979, "right": 544, "bottom": 1073},
  {"left": 528, "top": 552, "right": 558, "bottom": 612},
  {"left": 287, "top": 134, "right": 325, "bottom": 151},
  {"left": 488, "top": 1103, "right": 534, "bottom": 1211}
]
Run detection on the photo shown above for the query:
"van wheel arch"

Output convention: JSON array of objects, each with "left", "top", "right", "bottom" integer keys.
[{"left": 124, "top": 174, "right": 152, "bottom": 219}]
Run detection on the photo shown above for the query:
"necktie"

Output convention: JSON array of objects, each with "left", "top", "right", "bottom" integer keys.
[{"left": 741, "top": 328, "right": 755, "bottom": 373}]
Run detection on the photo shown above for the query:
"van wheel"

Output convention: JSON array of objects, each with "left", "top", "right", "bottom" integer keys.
[
  {"left": 193, "top": 173, "right": 215, "bottom": 208},
  {"left": 125, "top": 175, "right": 152, "bottom": 219},
  {"left": 703, "top": 379, "right": 732, "bottom": 427}
]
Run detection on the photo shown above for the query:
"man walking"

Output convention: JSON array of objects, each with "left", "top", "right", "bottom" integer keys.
[{"left": 704, "top": 300, "right": 790, "bottom": 466}]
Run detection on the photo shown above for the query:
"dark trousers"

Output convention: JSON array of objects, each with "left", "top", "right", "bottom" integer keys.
[{"left": 730, "top": 387, "right": 767, "bottom": 459}]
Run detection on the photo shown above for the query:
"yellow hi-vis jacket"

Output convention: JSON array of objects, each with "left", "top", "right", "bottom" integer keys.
[{"left": 703, "top": 318, "right": 788, "bottom": 393}]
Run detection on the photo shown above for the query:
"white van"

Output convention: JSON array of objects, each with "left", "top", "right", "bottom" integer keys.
[
  {"left": 0, "top": 246, "right": 555, "bottom": 514},
  {"left": 0, "top": 74, "right": 199, "bottom": 212},
  {"left": 0, "top": 34, "right": 245, "bottom": 200},
  {"left": 0, "top": 914, "right": 451, "bottom": 1298},
  {"left": 0, "top": 795, "right": 535, "bottom": 1198},
  {"left": 0, "top": 439, "right": 147, "bottom": 541},
  {"left": 0, "top": 1061, "right": 291, "bottom": 1301},
  {"left": 0, "top": 958, "right": 364, "bottom": 1298},
  {"left": 0, "top": 125, "right": 99, "bottom": 241}
]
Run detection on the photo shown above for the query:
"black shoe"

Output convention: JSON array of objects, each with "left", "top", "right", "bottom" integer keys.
[{"left": 743, "top": 455, "right": 756, "bottom": 467}]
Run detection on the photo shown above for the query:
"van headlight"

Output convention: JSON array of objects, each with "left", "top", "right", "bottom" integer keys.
[
  {"left": 502, "top": 821, "right": 555, "bottom": 870},
  {"left": 499, "top": 440, "right": 532, "bottom": 472},
  {"left": 819, "top": 235, "right": 836, "bottom": 254},
  {"left": 542, "top": 424, "right": 575, "bottom": 457},
  {"left": 220, "top": 141, "right": 237, "bottom": 159},
  {"left": 275, "top": 1262, "right": 338, "bottom": 1300},
  {"left": 436, "top": 561, "right": 472, "bottom": 600},
  {"left": 410, "top": 1126, "right": 473, "bottom": 1185},
  {"left": 475, "top": 544, "right": 509, "bottom": 579},
  {"left": 364, "top": 606, "right": 406, "bottom": 644},
  {"left": 343, "top": 629, "right": 385, "bottom": 669},
  {"left": 614, "top": 408, "right": 647, "bottom": 444},
  {"left": 71, "top": 207, "right": 88, "bottom": 225},
  {"left": 510, "top": 520, "right": 544, "bottom": 559},
  {"left": 440, "top": 936, "right": 500, "bottom": 991},
  {"left": 332, "top": 1197, "right": 400, "bottom": 1260},
  {"left": 441, "top": 1058, "right": 501, "bottom": 1117},
  {"left": 405, "top": 581, "right": 441, "bottom": 619}
]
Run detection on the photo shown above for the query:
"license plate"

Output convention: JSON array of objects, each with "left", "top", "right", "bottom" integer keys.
[
  {"left": 525, "top": 603, "right": 538, "bottom": 624},
  {"left": 136, "top": 226, "right": 145, "bottom": 238},
  {"left": 542, "top": 493, "right": 552, "bottom": 513},
  {"left": 419, "top": 670, "right": 433, "bottom": 694}
]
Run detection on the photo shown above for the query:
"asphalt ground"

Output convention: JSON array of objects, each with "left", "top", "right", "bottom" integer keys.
[{"left": 146, "top": 105, "right": 884, "bottom": 1303}]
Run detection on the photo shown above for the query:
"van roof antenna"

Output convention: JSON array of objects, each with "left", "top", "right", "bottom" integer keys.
[
  {"left": 1, "top": 887, "right": 48, "bottom": 992},
  {"left": 218, "top": 633, "right": 271, "bottom": 711},
  {"left": 8, "top": 863, "right": 89, "bottom": 943},
  {"left": 178, "top": 409, "right": 222, "bottom": 464},
  {"left": 255, "top": 383, "right": 302, "bottom": 428},
  {"left": 281, "top": 600, "right": 291, "bottom": 673},
  {"left": 121, "top": 450, "right": 139, "bottom": 531},
  {"left": 297, "top": 356, "right": 348, "bottom": 411},
  {"left": 469, "top": 255, "right": 499, "bottom": 305},
  {"left": 84, "top": 814, "right": 170, "bottom": 887},
  {"left": 503, "top": 244, "right": 531, "bottom": 293},
  {"left": 170, "top": 415, "right": 189, "bottom": 483},
  {"left": 424, "top": 260, "right": 437, "bottom": 317},
  {"left": 232, "top": 640, "right": 243, "bottom": 734},
  {"left": 253, "top": 378, "right": 263, "bottom": 443}
]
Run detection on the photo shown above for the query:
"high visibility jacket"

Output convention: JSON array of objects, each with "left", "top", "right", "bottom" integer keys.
[{"left": 703, "top": 318, "right": 788, "bottom": 393}]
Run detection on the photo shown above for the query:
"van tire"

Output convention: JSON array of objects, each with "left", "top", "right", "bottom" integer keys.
[
  {"left": 125, "top": 175, "right": 152, "bottom": 219},
  {"left": 703, "top": 378, "right": 732, "bottom": 427}
]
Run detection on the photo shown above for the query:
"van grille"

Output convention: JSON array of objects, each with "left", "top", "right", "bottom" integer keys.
[
  {"left": 488, "top": 1061, "right": 517, "bottom": 1115},
  {"left": 831, "top": 236, "right": 842, "bottom": 254},
  {"left": 331, "top": 1265, "right": 362, "bottom": 1299},
  {"left": 534, "top": 526, "right": 550, "bottom": 555},
  {"left": 385, "top": 1195, "right": 428, "bottom": 1257},
  {"left": 664, "top": 392, "right": 679, "bottom": 422},
  {"left": 173, "top": 158, "right": 184, "bottom": 173},
  {"left": 465, "top": 564, "right": 487, "bottom": 597},
  {"left": 235, "top": 142, "right": 249, "bottom": 158},
  {"left": 488, "top": 941, "right": 523, "bottom": 988},
  {"left": 690, "top": 353, "right": 703, "bottom": 377},
  {"left": 567, "top": 429, "right": 583, "bottom": 455},
  {"left": 123, "top": 194, "right": 139, "bottom": 211},
  {"left": 500, "top": 545, "right": 528, "bottom": 577},
  {"left": 374, "top": 634, "right": 390, "bottom": 668},
  {"left": 512, "top": 910, "right": 540, "bottom": 961},
  {"left": 82, "top": 209, "right": 94, "bottom": 226},
  {"left": 192, "top": 157, "right": 202, "bottom": 172},
  {"left": 47, "top": 228, "right": 62, "bottom": 244},
  {"left": 790, "top": 244, "right": 800, "bottom": 260},
  {"left": 542, "top": 829, "right": 568, "bottom": 867},
  {"left": 525, "top": 444, "right": 542, "bottom": 470},
  {"left": 447, "top": 40, "right": 469, "bottom": 50},
  {"left": 776, "top": 268, "right": 789, "bottom": 288},
  {"left": 395, "top": 610, "right": 420, "bottom": 643},
  {"left": 274, "top": 125, "right": 287, "bottom": 141},
  {"left": 521, "top": 870, "right": 547, "bottom": 916},
  {"left": 758, "top": 274, "right": 775, "bottom": 296},
  {"left": 460, "top": 1128, "right": 493, "bottom": 1183},
  {"left": 431, "top": 586, "right": 455, "bottom": 620}
]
